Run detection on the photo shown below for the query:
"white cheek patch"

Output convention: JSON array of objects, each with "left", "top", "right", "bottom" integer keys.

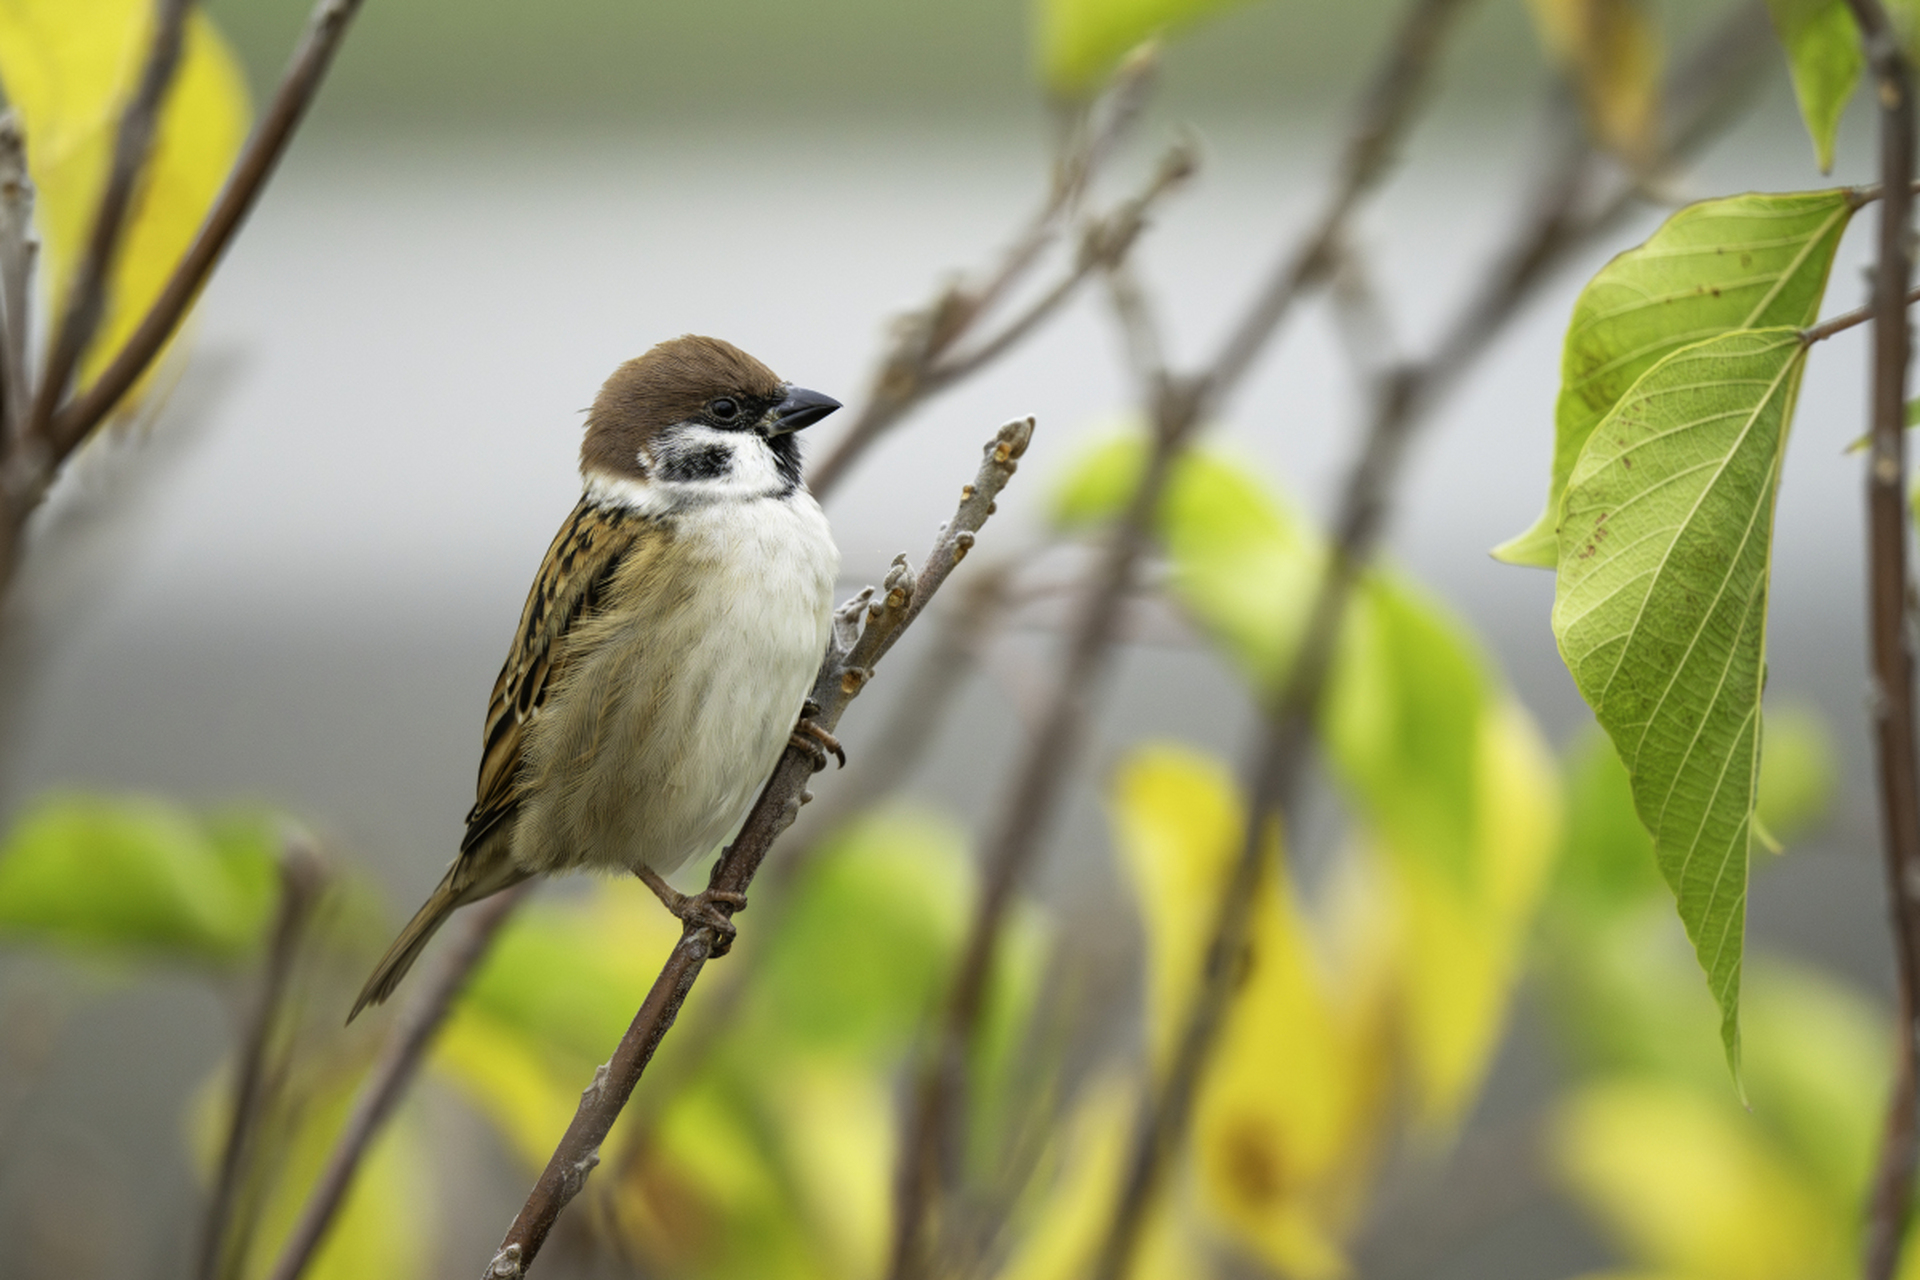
[{"left": 585, "top": 422, "right": 788, "bottom": 516}]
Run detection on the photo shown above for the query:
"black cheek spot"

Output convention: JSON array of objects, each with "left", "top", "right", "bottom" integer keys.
[{"left": 662, "top": 444, "right": 733, "bottom": 482}]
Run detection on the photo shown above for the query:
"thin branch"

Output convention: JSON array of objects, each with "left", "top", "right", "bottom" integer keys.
[
  {"left": 199, "top": 838, "right": 327, "bottom": 1280},
  {"left": 1196, "top": 0, "right": 1480, "bottom": 412},
  {"left": 1090, "top": 7, "right": 1779, "bottom": 1276},
  {"left": 1844, "top": 1, "right": 1920, "bottom": 1276},
  {"left": 883, "top": 6, "right": 1479, "bottom": 1278},
  {"left": 808, "top": 60, "right": 1175, "bottom": 502},
  {"left": 263, "top": 884, "right": 530, "bottom": 1280},
  {"left": 1803, "top": 283, "right": 1920, "bottom": 343},
  {"left": 481, "top": 418, "right": 1037, "bottom": 1280},
  {"left": 49, "top": 0, "right": 368, "bottom": 461},
  {"left": 0, "top": 114, "right": 36, "bottom": 447},
  {"left": 23, "top": 0, "right": 193, "bottom": 449}
]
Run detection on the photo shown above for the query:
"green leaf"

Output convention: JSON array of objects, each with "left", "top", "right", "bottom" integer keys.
[
  {"left": 1495, "top": 189, "right": 1855, "bottom": 567},
  {"left": 0, "top": 794, "right": 277, "bottom": 964},
  {"left": 1037, "top": 0, "right": 1258, "bottom": 96},
  {"left": 1552, "top": 326, "right": 1812, "bottom": 1079},
  {"left": 1764, "top": 0, "right": 1863, "bottom": 172},
  {"left": 746, "top": 808, "right": 973, "bottom": 1057}
]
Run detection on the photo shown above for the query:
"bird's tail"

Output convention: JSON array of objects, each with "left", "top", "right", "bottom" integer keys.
[{"left": 348, "top": 854, "right": 527, "bottom": 1023}]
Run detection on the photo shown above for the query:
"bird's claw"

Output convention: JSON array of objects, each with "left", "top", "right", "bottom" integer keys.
[
  {"left": 636, "top": 868, "right": 747, "bottom": 953},
  {"left": 790, "top": 703, "right": 845, "bottom": 774}
]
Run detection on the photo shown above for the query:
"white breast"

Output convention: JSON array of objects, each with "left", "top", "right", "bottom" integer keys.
[{"left": 512, "top": 490, "right": 838, "bottom": 879}]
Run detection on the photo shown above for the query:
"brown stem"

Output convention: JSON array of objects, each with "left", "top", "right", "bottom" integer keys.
[
  {"left": 198, "top": 839, "right": 326, "bottom": 1280},
  {"left": 0, "top": 114, "right": 35, "bottom": 447},
  {"left": 481, "top": 419, "right": 1036, "bottom": 1280},
  {"left": 883, "top": 7, "right": 1479, "bottom": 1278},
  {"left": 1803, "top": 284, "right": 1920, "bottom": 344},
  {"left": 49, "top": 0, "right": 367, "bottom": 461},
  {"left": 1845, "top": 2, "right": 1920, "bottom": 1276},
  {"left": 23, "top": 0, "right": 193, "bottom": 449},
  {"left": 263, "top": 884, "right": 529, "bottom": 1280}
]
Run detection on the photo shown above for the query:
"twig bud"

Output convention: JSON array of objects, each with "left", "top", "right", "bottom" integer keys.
[{"left": 484, "top": 1245, "right": 525, "bottom": 1279}]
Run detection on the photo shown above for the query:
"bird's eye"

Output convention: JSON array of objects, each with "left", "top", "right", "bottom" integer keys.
[{"left": 708, "top": 397, "right": 739, "bottom": 421}]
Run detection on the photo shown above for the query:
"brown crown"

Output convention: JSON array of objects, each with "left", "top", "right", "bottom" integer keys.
[{"left": 581, "top": 335, "right": 786, "bottom": 477}]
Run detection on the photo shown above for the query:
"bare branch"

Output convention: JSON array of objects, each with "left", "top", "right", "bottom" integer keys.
[
  {"left": 0, "top": 114, "right": 36, "bottom": 446},
  {"left": 24, "top": 0, "right": 193, "bottom": 449},
  {"left": 808, "top": 60, "right": 1174, "bottom": 502},
  {"left": 199, "top": 837, "right": 327, "bottom": 1280},
  {"left": 481, "top": 418, "right": 1036, "bottom": 1280},
  {"left": 1802, "top": 283, "right": 1920, "bottom": 343},
  {"left": 1196, "top": 0, "right": 1480, "bottom": 412},
  {"left": 49, "top": 0, "right": 368, "bottom": 460},
  {"left": 263, "top": 884, "right": 531, "bottom": 1280},
  {"left": 1841, "top": 1, "right": 1920, "bottom": 1276}
]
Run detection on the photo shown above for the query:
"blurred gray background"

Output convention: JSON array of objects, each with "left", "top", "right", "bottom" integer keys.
[{"left": 0, "top": 0, "right": 1893, "bottom": 1276}]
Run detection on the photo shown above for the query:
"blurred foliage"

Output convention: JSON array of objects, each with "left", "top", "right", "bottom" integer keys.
[
  {"left": 1524, "top": 0, "right": 1662, "bottom": 164},
  {"left": 0, "top": 793, "right": 280, "bottom": 964},
  {"left": 1050, "top": 438, "right": 1564, "bottom": 1275},
  {"left": 1037, "top": 0, "right": 1257, "bottom": 96},
  {"left": 0, "top": 0, "right": 250, "bottom": 409},
  {"left": 1534, "top": 714, "right": 1910, "bottom": 1280}
]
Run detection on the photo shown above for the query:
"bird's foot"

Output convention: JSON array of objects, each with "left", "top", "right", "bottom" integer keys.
[
  {"left": 635, "top": 868, "right": 746, "bottom": 953},
  {"left": 789, "top": 701, "right": 845, "bottom": 773}
]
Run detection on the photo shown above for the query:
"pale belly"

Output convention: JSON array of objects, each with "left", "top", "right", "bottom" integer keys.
[{"left": 509, "top": 495, "right": 837, "bottom": 878}]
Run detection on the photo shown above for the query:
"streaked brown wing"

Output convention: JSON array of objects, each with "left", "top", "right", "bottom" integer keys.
[{"left": 462, "top": 498, "right": 646, "bottom": 854}]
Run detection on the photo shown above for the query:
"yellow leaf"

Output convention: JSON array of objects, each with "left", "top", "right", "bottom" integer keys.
[
  {"left": 1524, "top": 0, "right": 1663, "bottom": 164},
  {"left": 1554, "top": 1078, "right": 1847, "bottom": 1280},
  {"left": 1391, "top": 698, "right": 1561, "bottom": 1126},
  {"left": 1193, "top": 862, "right": 1381, "bottom": 1280},
  {"left": 432, "top": 1008, "right": 582, "bottom": 1171},
  {"left": 1108, "top": 744, "right": 1393, "bottom": 1279},
  {"left": 773, "top": 1066, "right": 894, "bottom": 1280},
  {"left": 1109, "top": 743, "right": 1246, "bottom": 1078},
  {"left": 0, "top": 0, "right": 249, "bottom": 410},
  {"left": 994, "top": 1073, "right": 1197, "bottom": 1280}
]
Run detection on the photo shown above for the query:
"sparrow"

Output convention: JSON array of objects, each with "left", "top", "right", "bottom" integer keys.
[{"left": 350, "top": 335, "right": 843, "bottom": 1021}]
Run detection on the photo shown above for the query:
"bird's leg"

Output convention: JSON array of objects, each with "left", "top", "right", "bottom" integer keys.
[
  {"left": 634, "top": 867, "right": 747, "bottom": 952},
  {"left": 789, "top": 698, "right": 846, "bottom": 773}
]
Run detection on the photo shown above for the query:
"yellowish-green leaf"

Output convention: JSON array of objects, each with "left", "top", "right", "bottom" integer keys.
[
  {"left": 0, "top": 0, "right": 250, "bottom": 408},
  {"left": 1554, "top": 1078, "right": 1848, "bottom": 1280},
  {"left": 190, "top": 1058, "right": 435, "bottom": 1280},
  {"left": 1108, "top": 743, "right": 1247, "bottom": 1079},
  {"left": 460, "top": 876, "right": 680, "bottom": 1066},
  {"left": 1554, "top": 328, "right": 1811, "bottom": 1081},
  {"left": 1524, "top": 0, "right": 1664, "bottom": 164},
  {"left": 1389, "top": 698, "right": 1561, "bottom": 1125},
  {"left": 1753, "top": 705, "right": 1835, "bottom": 846},
  {"left": 1496, "top": 189, "right": 1854, "bottom": 567},
  {"left": 0, "top": 793, "right": 276, "bottom": 964},
  {"left": 745, "top": 807, "right": 975, "bottom": 1059},
  {"left": 1764, "top": 0, "right": 1863, "bottom": 172},
  {"left": 1037, "top": 0, "right": 1255, "bottom": 96}
]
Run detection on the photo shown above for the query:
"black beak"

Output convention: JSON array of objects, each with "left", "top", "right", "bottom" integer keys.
[{"left": 765, "top": 385, "right": 841, "bottom": 436}]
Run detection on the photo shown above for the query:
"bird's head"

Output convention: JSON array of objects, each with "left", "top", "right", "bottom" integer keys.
[{"left": 581, "top": 335, "right": 840, "bottom": 512}]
